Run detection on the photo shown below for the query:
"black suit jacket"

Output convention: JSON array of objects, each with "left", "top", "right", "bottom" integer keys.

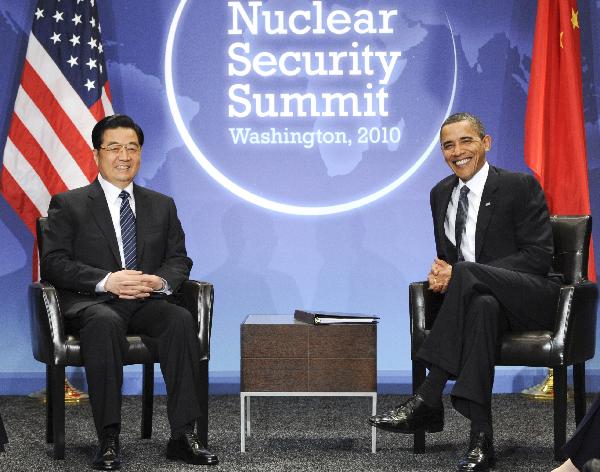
[
  {"left": 41, "top": 179, "right": 192, "bottom": 316},
  {"left": 430, "top": 165, "right": 554, "bottom": 276}
]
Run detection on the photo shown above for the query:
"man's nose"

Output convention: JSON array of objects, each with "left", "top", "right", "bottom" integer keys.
[
  {"left": 117, "top": 148, "right": 131, "bottom": 159},
  {"left": 451, "top": 143, "right": 465, "bottom": 156}
]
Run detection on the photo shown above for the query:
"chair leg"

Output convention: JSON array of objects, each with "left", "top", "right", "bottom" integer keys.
[
  {"left": 412, "top": 360, "right": 427, "bottom": 454},
  {"left": 46, "top": 365, "right": 53, "bottom": 443},
  {"left": 553, "top": 366, "right": 567, "bottom": 461},
  {"left": 141, "top": 363, "right": 154, "bottom": 439},
  {"left": 50, "top": 365, "right": 65, "bottom": 459},
  {"left": 197, "top": 361, "right": 209, "bottom": 447},
  {"left": 573, "top": 363, "right": 587, "bottom": 425}
]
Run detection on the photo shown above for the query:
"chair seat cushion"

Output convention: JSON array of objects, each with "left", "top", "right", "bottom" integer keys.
[
  {"left": 498, "top": 331, "right": 554, "bottom": 366},
  {"left": 417, "top": 329, "right": 564, "bottom": 368},
  {"left": 64, "top": 335, "right": 157, "bottom": 366}
]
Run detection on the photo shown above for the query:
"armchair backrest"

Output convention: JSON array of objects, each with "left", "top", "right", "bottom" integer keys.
[
  {"left": 36, "top": 216, "right": 47, "bottom": 255},
  {"left": 550, "top": 215, "right": 592, "bottom": 284},
  {"left": 36, "top": 217, "right": 49, "bottom": 280}
]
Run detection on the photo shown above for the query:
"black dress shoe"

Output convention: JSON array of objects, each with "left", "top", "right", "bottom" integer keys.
[
  {"left": 583, "top": 459, "right": 600, "bottom": 472},
  {"left": 92, "top": 433, "right": 121, "bottom": 471},
  {"left": 457, "top": 431, "right": 495, "bottom": 471},
  {"left": 368, "top": 394, "right": 444, "bottom": 433},
  {"left": 166, "top": 431, "right": 218, "bottom": 465}
]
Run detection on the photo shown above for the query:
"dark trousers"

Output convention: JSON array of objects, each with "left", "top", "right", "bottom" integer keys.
[
  {"left": 417, "top": 261, "right": 560, "bottom": 422},
  {"left": 67, "top": 298, "right": 203, "bottom": 438},
  {"left": 564, "top": 395, "right": 600, "bottom": 469},
  {"left": 0, "top": 410, "right": 7, "bottom": 449}
]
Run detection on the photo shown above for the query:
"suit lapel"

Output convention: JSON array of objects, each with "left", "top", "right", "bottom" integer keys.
[
  {"left": 132, "top": 184, "right": 151, "bottom": 264},
  {"left": 436, "top": 176, "right": 457, "bottom": 259},
  {"left": 87, "top": 180, "right": 121, "bottom": 267},
  {"left": 475, "top": 166, "right": 500, "bottom": 261},
  {"left": 436, "top": 177, "right": 456, "bottom": 231}
]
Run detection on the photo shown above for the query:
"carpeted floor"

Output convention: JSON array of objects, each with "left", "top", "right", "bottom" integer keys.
[{"left": 0, "top": 393, "right": 582, "bottom": 471}]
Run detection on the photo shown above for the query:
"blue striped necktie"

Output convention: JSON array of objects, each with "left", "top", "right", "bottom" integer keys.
[
  {"left": 119, "top": 190, "right": 137, "bottom": 270},
  {"left": 455, "top": 186, "right": 470, "bottom": 262}
]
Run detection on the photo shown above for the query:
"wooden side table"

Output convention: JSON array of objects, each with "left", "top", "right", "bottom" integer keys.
[{"left": 240, "top": 314, "right": 377, "bottom": 453}]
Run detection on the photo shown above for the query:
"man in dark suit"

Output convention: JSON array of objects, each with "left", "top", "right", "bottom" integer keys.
[
  {"left": 370, "top": 112, "right": 561, "bottom": 471},
  {"left": 41, "top": 114, "right": 217, "bottom": 470}
]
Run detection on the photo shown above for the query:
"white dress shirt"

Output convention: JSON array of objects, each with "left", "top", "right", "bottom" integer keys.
[
  {"left": 95, "top": 174, "right": 169, "bottom": 294},
  {"left": 97, "top": 173, "right": 136, "bottom": 268},
  {"left": 444, "top": 161, "right": 490, "bottom": 262}
]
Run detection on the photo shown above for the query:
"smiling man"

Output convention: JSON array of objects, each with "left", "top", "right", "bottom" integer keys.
[
  {"left": 370, "top": 112, "right": 562, "bottom": 471},
  {"left": 41, "top": 115, "right": 218, "bottom": 470}
]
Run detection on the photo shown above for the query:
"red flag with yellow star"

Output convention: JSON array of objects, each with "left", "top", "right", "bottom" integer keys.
[{"left": 525, "top": 0, "right": 595, "bottom": 280}]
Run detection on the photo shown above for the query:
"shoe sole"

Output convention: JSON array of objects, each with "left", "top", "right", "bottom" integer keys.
[
  {"left": 166, "top": 439, "right": 219, "bottom": 466},
  {"left": 92, "top": 463, "right": 121, "bottom": 471},
  {"left": 370, "top": 420, "right": 444, "bottom": 434},
  {"left": 166, "top": 453, "right": 218, "bottom": 466},
  {"left": 457, "top": 458, "right": 496, "bottom": 471}
]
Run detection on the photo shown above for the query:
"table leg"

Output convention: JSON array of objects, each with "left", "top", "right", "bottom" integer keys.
[
  {"left": 371, "top": 393, "right": 377, "bottom": 453},
  {"left": 246, "top": 395, "right": 251, "bottom": 437},
  {"left": 240, "top": 394, "right": 246, "bottom": 453}
]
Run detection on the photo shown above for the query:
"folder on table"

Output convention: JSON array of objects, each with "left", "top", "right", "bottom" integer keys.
[{"left": 294, "top": 309, "right": 379, "bottom": 325}]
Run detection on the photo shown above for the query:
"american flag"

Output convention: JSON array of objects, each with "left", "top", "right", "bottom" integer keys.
[{"left": 1, "top": 0, "right": 113, "bottom": 241}]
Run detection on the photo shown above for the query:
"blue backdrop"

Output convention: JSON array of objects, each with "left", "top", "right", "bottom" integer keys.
[{"left": 1, "top": 0, "right": 600, "bottom": 394}]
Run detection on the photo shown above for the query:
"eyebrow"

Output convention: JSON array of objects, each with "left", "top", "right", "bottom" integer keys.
[
  {"left": 104, "top": 140, "right": 140, "bottom": 145},
  {"left": 442, "top": 136, "right": 476, "bottom": 145}
]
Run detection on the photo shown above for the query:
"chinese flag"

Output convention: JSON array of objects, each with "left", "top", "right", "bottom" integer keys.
[{"left": 525, "top": 0, "right": 595, "bottom": 280}]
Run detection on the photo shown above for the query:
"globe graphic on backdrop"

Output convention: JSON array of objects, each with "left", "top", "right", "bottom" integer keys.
[{"left": 166, "top": 0, "right": 457, "bottom": 214}]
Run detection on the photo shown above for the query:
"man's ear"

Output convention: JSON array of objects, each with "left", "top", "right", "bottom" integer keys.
[
  {"left": 483, "top": 135, "right": 492, "bottom": 151},
  {"left": 93, "top": 149, "right": 99, "bottom": 165}
]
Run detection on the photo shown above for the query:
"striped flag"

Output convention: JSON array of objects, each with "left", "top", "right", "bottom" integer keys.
[{"left": 1, "top": 0, "right": 113, "bottom": 267}]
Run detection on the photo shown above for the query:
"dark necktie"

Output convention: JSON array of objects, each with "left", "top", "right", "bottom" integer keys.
[
  {"left": 455, "top": 186, "right": 470, "bottom": 262},
  {"left": 119, "top": 190, "right": 137, "bottom": 270}
]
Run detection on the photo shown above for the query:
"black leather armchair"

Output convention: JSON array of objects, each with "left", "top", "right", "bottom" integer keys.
[
  {"left": 29, "top": 217, "right": 214, "bottom": 459},
  {"left": 409, "top": 215, "right": 598, "bottom": 459}
]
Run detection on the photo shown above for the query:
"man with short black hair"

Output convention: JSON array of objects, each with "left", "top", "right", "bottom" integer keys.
[
  {"left": 370, "top": 112, "right": 561, "bottom": 471},
  {"left": 42, "top": 114, "right": 218, "bottom": 469}
]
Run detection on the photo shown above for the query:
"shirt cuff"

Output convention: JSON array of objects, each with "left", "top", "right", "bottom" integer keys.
[
  {"left": 155, "top": 277, "right": 172, "bottom": 295},
  {"left": 95, "top": 273, "right": 111, "bottom": 293}
]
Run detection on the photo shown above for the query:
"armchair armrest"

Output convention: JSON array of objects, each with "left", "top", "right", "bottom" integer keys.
[
  {"left": 409, "top": 281, "right": 445, "bottom": 357},
  {"left": 28, "top": 279, "right": 216, "bottom": 365},
  {"left": 551, "top": 281, "right": 598, "bottom": 365},
  {"left": 28, "top": 281, "right": 68, "bottom": 366},
  {"left": 178, "top": 280, "right": 214, "bottom": 361}
]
